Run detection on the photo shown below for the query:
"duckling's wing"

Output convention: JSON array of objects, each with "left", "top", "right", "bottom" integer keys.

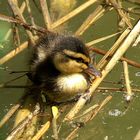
[
  {"left": 29, "top": 32, "right": 59, "bottom": 84},
  {"left": 31, "top": 32, "right": 57, "bottom": 64}
]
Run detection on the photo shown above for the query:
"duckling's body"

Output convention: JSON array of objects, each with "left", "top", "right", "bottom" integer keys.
[
  {"left": 49, "top": 73, "right": 88, "bottom": 101},
  {"left": 29, "top": 32, "right": 100, "bottom": 102}
]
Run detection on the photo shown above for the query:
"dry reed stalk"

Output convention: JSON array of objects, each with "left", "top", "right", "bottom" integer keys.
[
  {"left": 89, "top": 47, "right": 140, "bottom": 69},
  {"left": 75, "top": 5, "right": 109, "bottom": 36},
  {"left": 13, "top": 24, "right": 21, "bottom": 47},
  {"left": 3, "top": 85, "right": 140, "bottom": 92},
  {"left": 0, "top": 41, "right": 28, "bottom": 65},
  {"left": 65, "top": 127, "right": 79, "bottom": 140},
  {"left": 25, "top": 0, "right": 37, "bottom": 35},
  {"left": 90, "top": 95, "right": 112, "bottom": 120},
  {"left": 39, "top": 0, "right": 52, "bottom": 29},
  {"left": 64, "top": 20, "right": 140, "bottom": 121},
  {"left": 0, "top": 0, "right": 139, "bottom": 140},
  {"left": 6, "top": 103, "right": 40, "bottom": 140},
  {"left": 127, "top": 0, "right": 140, "bottom": 4},
  {"left": 8, "top": 0, "right": 35, "bottom": 45},
  {"left": 0, "top": 1, "right": 26, "bottom": 48},
  {"left": 0, "top": 104, "right": 20, "bottom": 128},
  {"left": 65, "top": 95, "right": 112, "bottom": 140},
  {"left": 20, "top": 1, "right": 26, "bottom": 13},
  {"left": 133, "top": 34, "right": 140, "bottom": 47},
  {"left": 52, "top": 106, "right": 59, "bottom": 140},
  {"left": 32, "top": 121, "right": 51, "bottom": 140},
  {"left": 0, "top": 0, "right": 99, "bottom": 64},
  {"left": 0, "top": 93, "right": 29, "bottom": 129},
  {"left": 0, "top": 85, "right": 30, "bottom": 88},
  {"left": 2, "top": 29, "right": 12, "bottom": 43},
  {"left": 134, "top": 130, "right": 140, "bottom": 140},
  {"left": 96, "top": 28, "right": 130, "bottom": 69},
  {"left": 126, "top": 8, "right": 140, "bottom": 15},
  {"left": 50, "top": 0, "right": 99, "bottom": 29},
  {"left": 86, "top": 31, "right": 121, "bottom": 46},
  {"left": 108, "top": 0, "right": 132, "bottom": 28},
  {"left": 0, "top": 13, "right": 48, "bottom": 34},
  {"left": 97, "top": 87, "right": 140, "bottom": 92},
  {"left": 73, "top": 104, "right": 99, "bottom": 119},
  {"left": 0, "top": 74, "right": 27, "bottom": 87},
  {"left": 123, "top": 61, "right": 133, "bottom": 101}
]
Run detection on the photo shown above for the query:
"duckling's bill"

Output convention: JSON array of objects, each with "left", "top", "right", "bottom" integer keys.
[{"left": 84, "top": 64, "right": 102, "bottom": 78}]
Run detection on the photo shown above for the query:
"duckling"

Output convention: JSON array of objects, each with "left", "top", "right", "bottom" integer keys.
[{"left": 29, "top": 32, "right": 101, "bottom": 102}]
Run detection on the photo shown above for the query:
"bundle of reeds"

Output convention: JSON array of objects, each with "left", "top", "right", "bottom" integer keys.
[{"left": 0, "top": 0, "right": 140, "bottom": 139}]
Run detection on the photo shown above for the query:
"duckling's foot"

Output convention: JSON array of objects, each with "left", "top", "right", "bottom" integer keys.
[
  {"left": 45, "top": 94, "right": 82, "bottom": 105},
  {"left": 79, "top": 90, "right": 93, "bottom": 104}
]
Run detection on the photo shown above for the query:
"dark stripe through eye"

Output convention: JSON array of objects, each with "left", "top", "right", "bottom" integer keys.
[
  {"left": 67, "top": 55, "right": 88, "bottom": 65},
  {"left": 75, "top": 58, "right": 84, "bottom": 63}
]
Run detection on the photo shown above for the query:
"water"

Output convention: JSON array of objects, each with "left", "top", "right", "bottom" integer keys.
[{"left": 0, "top": 1, "right": 140, "bottom": 140}]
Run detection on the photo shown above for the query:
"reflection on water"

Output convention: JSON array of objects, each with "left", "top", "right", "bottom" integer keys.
[
  {"left": 135, "top": 71, "right": 140, "bottom": 76},
  {"left": 50, "top": 0, "right": 77, "bottom": 21},
  {"left": 50, "top": 0, "right": 77, "bottom": 32},
  {"left": 108, "top": 109, "right": 123, "bottom": 117}
]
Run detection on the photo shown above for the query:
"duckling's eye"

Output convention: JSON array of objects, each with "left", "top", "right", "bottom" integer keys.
[
  {"left": 66, "top": 55, "right": 84, "bottom": 63},
  {"left": 66, "top": 55, "right": 88, "bottom": 65},
  {"left": 75, "top": 58, "right": 88, "bottom": 65},
  {"left": 76, "top": 58, "right": 84, "bottom": 63}
]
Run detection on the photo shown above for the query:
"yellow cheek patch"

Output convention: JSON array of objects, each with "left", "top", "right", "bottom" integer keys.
[
  {"left": 53, "top": 52, "right": 89, "bottom": 74},
  {"left": 63, "top": 49, "right": 90, "bottom": 63},
  {"left": 81, "top": 63, "right": 88, "bottom": 69},
  {"left": 61, "top": 60, "right": 83, "bottom": 73}
]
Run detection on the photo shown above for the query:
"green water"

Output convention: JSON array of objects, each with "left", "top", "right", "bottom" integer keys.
[{"left": 0, "top": 1, "right": 140, "bottom": 140}]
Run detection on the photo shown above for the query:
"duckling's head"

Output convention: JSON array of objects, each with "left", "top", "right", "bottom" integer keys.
[{"left": 52, "top": 36, "right": 100, "bottom": 77}]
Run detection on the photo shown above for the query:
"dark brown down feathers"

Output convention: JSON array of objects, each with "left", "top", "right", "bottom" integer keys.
[{"left": 28, "top": 32, "right": 100, "bottom": 102}]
